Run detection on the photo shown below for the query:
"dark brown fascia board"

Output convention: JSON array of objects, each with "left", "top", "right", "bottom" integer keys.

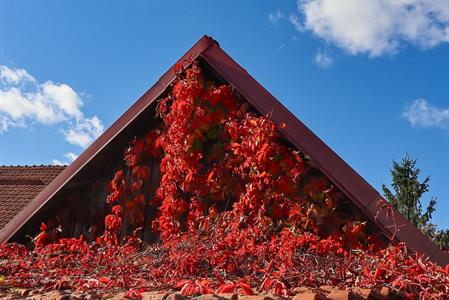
[
  {"left": 0, "top": 35, "right": 215, "bottom": 244},
  {"left": 1, "top": 35, "right": 447, "bottom": 266}
]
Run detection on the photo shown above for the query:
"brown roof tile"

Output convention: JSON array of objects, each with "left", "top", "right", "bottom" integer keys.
[{"left": 0, "top": 165, "right": 65, "bottom": 230}]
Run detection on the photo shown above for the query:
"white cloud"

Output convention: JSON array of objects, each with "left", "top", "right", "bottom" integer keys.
[
  {"left": 52, "top": 159, "right": 67, "bottom": 166},
  {"left": 64, "top": 152, "right": 78, "bottom": 162},
  {"left": 403, "top": 99, "right": 449, "bottom": 130},
  {"left": 64, "top": 116, "right": 104, "bottom": 149},
  {"left": 42, "top": 81, "right": 83, "bottom": 119},
  {"left": 52, "top": 152, "right": 79, "bottom": 166},
  {"left": 269, "top": 9, "right": 284, "bottom": 25},
  {"left": 314, "top": 50, "right": 333, "bottom": 68},
  {"left": 0, "top": 65, "right": 104, "bottom": 148},
  {"left": 0, "top": 65, "right": 35, "bottom": 84},
  {"left": 294, "top": 0, "right": 449, "bottom": 56}
]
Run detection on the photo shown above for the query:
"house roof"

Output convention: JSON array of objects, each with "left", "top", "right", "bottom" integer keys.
[
  {"left": 0, "top": 35, "right": 447, "bottom": 265},
  {"left": 0, "top": 165, "right": 65, "bottom": 231}
]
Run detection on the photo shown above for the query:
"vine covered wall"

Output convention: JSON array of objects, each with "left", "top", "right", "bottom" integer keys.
[{"left": 1, "top": 62, "right": 448, "bottom": 298}]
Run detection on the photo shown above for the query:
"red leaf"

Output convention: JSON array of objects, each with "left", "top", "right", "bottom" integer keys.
[
  {"left": 34, "top": 231, "right": 48, "bottom": 248},
  {"left": 40, "top": 222, "right": 47, "bottom": 231},
  {"left": 124, "top": 289, "right": 142, "bottom": 300},
  {"left": 125, "top": 154, "right": 138, "bottom": 167},
  {"left": 217, "top": 282, "right": 235, "bottom": 294},
  {"left": 112, "top": 205, "right": 122, "bottom": 217},
  {"left": 105, "top": 214, "right": 122, "bottom": 232},
  {"left": 173, "top": 62, "right": 183, "bottom": 74},
  {"left": 174, "top": 279, "right": 193, "bottom": 290},
  {"left": 237, "top": 282, "right": 254, "bottom": 295},
  {"left": 133, "top": 166, "right": 150, "bottom": 181},
  {"left": 98, "top": 276, "right": 110, "bottom": 284}
]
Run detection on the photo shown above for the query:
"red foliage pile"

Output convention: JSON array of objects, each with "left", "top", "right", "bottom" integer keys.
[{"left": 1, "top": 63, "right": 448, "bottom": 298}]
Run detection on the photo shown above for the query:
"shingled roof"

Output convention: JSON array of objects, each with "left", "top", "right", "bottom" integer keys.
[
  {"left": 0, "top": 35, "right": 447, "bottom": 265},
  {"left": 0, "top": 166, "right": 65, "bottom": 230}
]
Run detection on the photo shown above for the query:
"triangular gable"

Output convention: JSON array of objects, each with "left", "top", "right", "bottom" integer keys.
[{"left": 1, "top": 35, "right": 447, "bottom": 265}]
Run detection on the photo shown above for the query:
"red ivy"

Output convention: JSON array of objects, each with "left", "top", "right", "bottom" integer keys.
[{"left": 0, "top": 62, "right": 448, "bottom": 298}]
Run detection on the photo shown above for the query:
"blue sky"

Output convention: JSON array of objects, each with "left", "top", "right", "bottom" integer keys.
[{"left": 0, "top": 1, "right": 448, "bottom": 228}]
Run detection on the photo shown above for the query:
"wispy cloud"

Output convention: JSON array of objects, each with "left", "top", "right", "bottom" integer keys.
[
  {"left": 314, "top": 50, "right": 333, "bottom": 68},
  {"left": 293, "top": 0, "right": 449, "bottom": 57},
  {"left": 269, "top": 10, "right": 289, "bottom": 54},
  {"left": 52, "top": 152, "right": 79, "bottom": 166},
  {"left": 64, "top": 152, "right": 78, "bottom": 162},
  {"left": 64, "top": 116, "right": 103, "bottom": 148},
  {"left": 0, "top": 65, "right": 35, "bottom": 84},
  {"left": 0, "top": 65, "right": 104, "bottom": 148},
  {"left": 51, "top": 159, "right": 66, "bottom": 166},
  {"left": 403, "top": 99, "right": 449, "bottom": 130},
  {"left": 289, "top": 14, "right": 303, "bottom": 32},
  {"left": 268, "top": 9, "right": 284, "bottom": 25},
  {"left": 275, "top": 43, "right": 286, "bottom": 53}
]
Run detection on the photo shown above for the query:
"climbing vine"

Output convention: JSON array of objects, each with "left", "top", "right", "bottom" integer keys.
[{"left": 1, "top": 62, "right": 448, "bottom": 299}]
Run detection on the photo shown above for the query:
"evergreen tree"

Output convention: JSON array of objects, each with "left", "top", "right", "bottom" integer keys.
[{"left": 382, "top": 155, "right": 449, "bottom": 249}]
